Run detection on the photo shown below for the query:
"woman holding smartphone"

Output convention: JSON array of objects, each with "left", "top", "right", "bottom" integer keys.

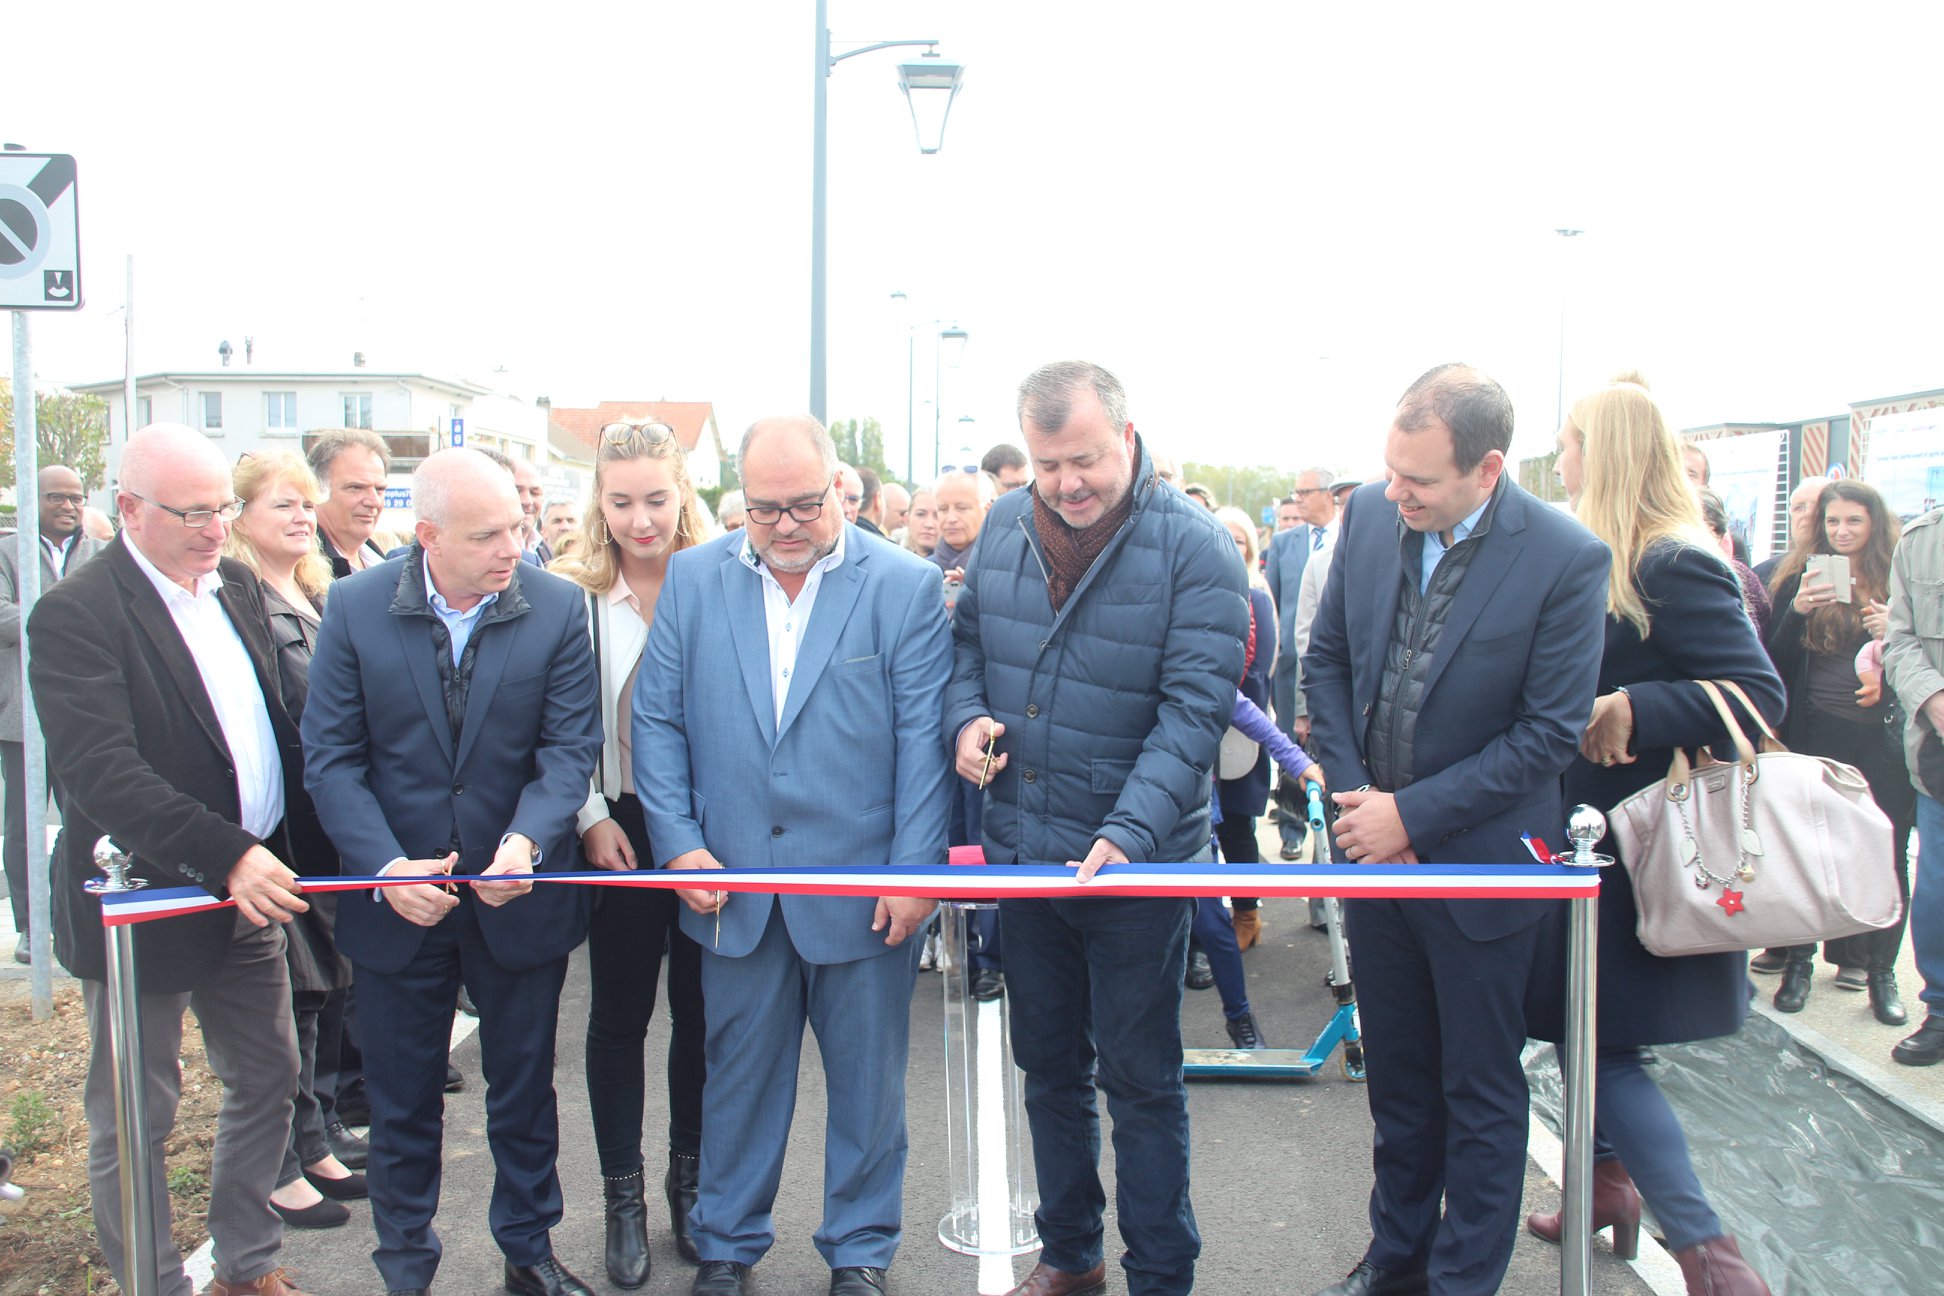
[
  {"left": 551, "top": 421, "right": 714, "bottom": 1286},
  {"left": 1758, "top": 479, "right": 1911, "bottom": 1023}
]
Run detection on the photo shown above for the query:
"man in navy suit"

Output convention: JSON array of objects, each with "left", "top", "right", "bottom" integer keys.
[
  {"left": 634, "top": 415, "right": 950, "bottom": 1296},
  {"left": 1303, "top": 365, "right": 1608, "bottom": 1296},
  {"left": 303, "top": 449, "right": 601, "bottom": 1296}
]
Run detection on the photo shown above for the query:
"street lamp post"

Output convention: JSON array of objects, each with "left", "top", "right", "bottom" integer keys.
[
  {"left": 810, "top": 0, "right": 964, "bottom": 423},
  {"left": 935, "top": 326, "right": 969, "bottom": 480},
  {"left": 1553, "top": 228, "right": 1584, "bottom": 432}
]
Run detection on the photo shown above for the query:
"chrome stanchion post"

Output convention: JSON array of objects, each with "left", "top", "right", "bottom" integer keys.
[
  {"left": 1561, "top": 806, "right": 1613, "bottom": 1296},
  {"left": 86, "top": 836, "right": 158, "bottom": 1296}
]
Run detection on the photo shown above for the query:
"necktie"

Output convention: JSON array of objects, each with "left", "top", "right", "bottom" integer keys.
[{"left": 1311, "top": 528, "right": 1324, "bottom": 552}]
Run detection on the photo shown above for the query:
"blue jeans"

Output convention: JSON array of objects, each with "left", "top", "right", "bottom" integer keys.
[
  {"left": 999, "top": 895, "right": 1200, "bottom": 1296},
  {"left": 1915, "top": 793, "right": 1944, "bottom": 1018},
  {"left": 1191, "top": 898, "right": 1250, "bottom": 1020},
  {"left": 1576, "top": 1047, "right": 1721, "bottom": 1252}
]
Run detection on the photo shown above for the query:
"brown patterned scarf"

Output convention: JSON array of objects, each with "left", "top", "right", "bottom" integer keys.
[{"left": 1032, "top": 476, "right": 1141, "bottom": 612}]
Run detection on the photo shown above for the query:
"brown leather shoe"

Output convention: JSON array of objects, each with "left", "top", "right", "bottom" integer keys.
[
  {"left": 1672, "top": 1236, "right": 1773, "bottom": 1295},
  {"left": 1232, "top": 908, "right": 1263, "bottom": 950},
  {"left": 205, "top": 1269, "right": 314, "bottom": 1296},
  {"left": 1004, "top": 1261, "right": 1107, "bottom": 1296}
]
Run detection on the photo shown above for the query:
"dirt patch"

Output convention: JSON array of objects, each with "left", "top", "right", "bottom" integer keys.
[{"left": 0, "top": 986, "right": 219, "bottom": 1296}]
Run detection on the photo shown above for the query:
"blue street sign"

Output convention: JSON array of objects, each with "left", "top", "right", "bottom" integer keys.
[
  {"left": 450, "top": 418, "right": 465, "bottom": 447},
  {"left": 385, "top": 488, "right": 412, "bottom": 510}
]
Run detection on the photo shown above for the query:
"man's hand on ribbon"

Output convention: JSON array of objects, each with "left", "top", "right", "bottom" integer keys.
[
  {"left": 1068, "top": 835, "right": 1129, "bottom": 883},
  {"left": 1331, "top": 789, "right": 1416, "bottom": 865},
  {"left": 228, "top": 844, "right": 309, "bottom": 928},
  {"left": 385, "top": 852, "right": 461, "bottom": 926},
  {"left": 666, "top": 848, "right": 728, "bottom": 916},
  {"left": 476, "top": 834, "right": 537, "bottom": 908},
  {"left": 873, "top": 896, "right": 937, "bottom": 947},
  {"left": 583, "top": 818, "right": 638, "bottom": 871}
]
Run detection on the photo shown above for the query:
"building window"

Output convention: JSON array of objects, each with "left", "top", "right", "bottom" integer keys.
[
  {"left": 266, "top": 391, "right": 297, "bottom": 430},
  {"left": 200, "top": 392, "right": 222, "bottom": 431},
  {"left": 342, "top": 393, "right": 373, "bottom": 429},
  {"left": 137, "top": 396, "right": 152, "bottom": 426}
]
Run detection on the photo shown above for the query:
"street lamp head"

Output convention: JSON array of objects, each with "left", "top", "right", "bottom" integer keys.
[
  {"left": 939, "top": 325, "right": 969, "bottom": 367},
  {"left": 898, "top": 51, "right": 965, "bottom": 154}
]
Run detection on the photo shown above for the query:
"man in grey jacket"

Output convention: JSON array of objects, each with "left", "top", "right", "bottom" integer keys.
[
  {"left": 945, "top": 361, "right": 1247, "bottom": 1296},
  {"left": 1885, "top": 505, "right": 1944, "bottom": 1066},
  {"left": 0, "top": 464, "right": 105, "bottom": 959}
]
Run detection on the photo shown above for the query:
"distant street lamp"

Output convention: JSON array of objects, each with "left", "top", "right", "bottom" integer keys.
[
  {"left": 810, "top": 1, "right": 965, "bottom": 423},
  {"left": 935, "top": 327, "right": 969, "bottom": 480},
  {"left": 1554, "top": 228, "right": 1584, "bottom": 431},
  {"left": 889, "top": 292, "right": 969, "bottom": 486}
]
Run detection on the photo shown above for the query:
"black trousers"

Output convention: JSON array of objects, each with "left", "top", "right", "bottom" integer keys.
[
  {"left": 585, "top": 793, "right": 707, "bottom": 1177},
  {"left": 1787, "top": 705, "right": 1916, "bottom": 972}
]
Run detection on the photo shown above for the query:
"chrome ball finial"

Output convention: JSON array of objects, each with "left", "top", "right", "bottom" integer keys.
[
  {"left": 1564, "top": 805, "right": 1614, "bottom": 868},
  {"left": 85, "top": 836, "right": 145, "bottom": 894}
]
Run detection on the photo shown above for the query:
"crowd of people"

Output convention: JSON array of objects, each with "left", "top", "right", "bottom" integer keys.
[{"left": 6, "top": 356, "right": 1942, "bottom": 1296}]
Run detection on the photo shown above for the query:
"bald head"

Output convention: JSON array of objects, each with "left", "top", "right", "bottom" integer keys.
[
  {"left": 38, "top": 464, "right": 84, "bottom": 540},
  {"left": 414, "top": 448, "right": 517, "bottom": 528},
  {"left": 740, "top": 416, "right": 838, "bottom": 484},
  {"left": 1787, "top": 477, "right": 1826, "bottom": 549},
  {"left": 120, "top": 423, "right": 228, "bottom": 498}
]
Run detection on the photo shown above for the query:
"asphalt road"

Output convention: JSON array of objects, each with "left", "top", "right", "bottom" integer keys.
[{"left": 277, "top": 897, "right": 1652, "bottom": 1296}]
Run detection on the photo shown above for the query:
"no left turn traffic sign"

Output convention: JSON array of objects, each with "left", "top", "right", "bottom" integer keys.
[{"left": 0, "top": 153, "right": 82, "bottom": 311}]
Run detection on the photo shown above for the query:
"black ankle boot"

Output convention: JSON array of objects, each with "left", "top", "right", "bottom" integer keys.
[
  {"left": 602, "top": 1170, "right": 650, "bottom": 1288},
  {"left": 1869, "top": 971, "right": 1908, "bottom": 1026},
  {"left": 1773, "top": 951, "right": 1814, "bottom": 1013},
  {"left": 666, "top": 1149, "right": 701, "bottom": 1265}
]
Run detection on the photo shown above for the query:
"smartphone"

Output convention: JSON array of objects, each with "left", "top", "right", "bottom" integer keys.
[
  {"left": 942, "top": 571, "right": 963, "bottom": 614},
  {"left": 1807, "top": 553, "right": 1852, "bottom": 604}
]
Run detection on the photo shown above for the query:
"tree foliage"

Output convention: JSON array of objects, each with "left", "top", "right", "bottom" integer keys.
[
  {"left": 828, "top": 417, "right": 890, "bottom": 481},
  {"left": 0, "top": 384, "right": 110, "bottom": 499},
  {"left": 1180, "top": 461, "right": 1296, "bottom": 523}
]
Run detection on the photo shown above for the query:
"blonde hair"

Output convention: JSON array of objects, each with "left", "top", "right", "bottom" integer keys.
[
  {"left": 549, "top": 421, "right": 710, "bottom": 594},
  {"left": 1567, "top": 379, "right": 1722, "bottom": 638},
  {"left": 226, "top": 451, "right": 334, "bottom": 601},
  {"left": 1213, "top": 506, "right": 1268, "bottom": 588}
]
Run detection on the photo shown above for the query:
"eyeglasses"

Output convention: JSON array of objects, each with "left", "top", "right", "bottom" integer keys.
[
  {"left": 600, "top": 421, "right": 675, "bottom": 445},
  {"left": 745, "top": 499, "right": 828, "bottom": 526},
  {"left": 939, "top": 463, "right": 982, "bottom": 476},
  {"left": 128, "top": 493, "right": 243, "bottom": 528},
  {"left": 42, "top": 492, "right": 85, "bottom": 507},
  {"left": 1292, "top": 486, "right": 1329, "bottom": 499},
  {"left": 842, "top": 493, "right": 862, "bottom": 505}
]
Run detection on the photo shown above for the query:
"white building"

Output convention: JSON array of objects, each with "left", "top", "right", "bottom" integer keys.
[{"left": 69, "top": 368, "right": 565, "bottom": 528}]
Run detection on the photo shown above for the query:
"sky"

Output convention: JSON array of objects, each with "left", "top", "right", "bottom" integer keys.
[{"left": 8, "top": 3, "right": 1943, "bottom": 486}]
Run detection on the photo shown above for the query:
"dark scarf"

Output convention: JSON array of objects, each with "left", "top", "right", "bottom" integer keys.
[{"left": 1032, "top": 477, "right": 1140, "bottom": 612}]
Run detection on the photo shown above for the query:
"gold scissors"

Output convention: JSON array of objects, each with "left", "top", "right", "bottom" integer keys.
[{"left": 977, "top": 727, "right": 999, "bottom": 790}]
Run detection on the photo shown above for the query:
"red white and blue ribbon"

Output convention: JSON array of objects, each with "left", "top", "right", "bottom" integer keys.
[{"left": 96, "top": 861, "right": 1598, "bottom": 927}]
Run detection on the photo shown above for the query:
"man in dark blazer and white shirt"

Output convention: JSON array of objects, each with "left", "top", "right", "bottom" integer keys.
[
  {"left": 302, "top": 448, "right": 601, "bottom": 1296},
  {"left": 31, "top": 425, "right": 313, "bottom": 1296},
  {"left": 1, "top": 463, "right": 105, "bottom": 956},
  {"left": 1304, "top": 366, "right": 1609, "bottom": 1296}
]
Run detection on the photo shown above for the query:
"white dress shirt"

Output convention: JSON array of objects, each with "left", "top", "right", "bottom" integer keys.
[
  {"left": 738, "top": 528, "right": 848, "bottom": 726},
  {"left": 1294, "top": 517, "right": 1340, "bottom": 661},
  {"left": 124, "top": 540, "right": 284, "bottom": 839}
]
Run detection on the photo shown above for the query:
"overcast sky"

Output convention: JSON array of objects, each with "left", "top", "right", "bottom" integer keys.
[{"left": 10, "top": 3, "right": 1942, "bottom": 484}]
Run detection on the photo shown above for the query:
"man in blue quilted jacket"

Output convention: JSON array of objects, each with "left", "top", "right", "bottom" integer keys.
[{"left": 944, "top": 360, "right": 1249, "bottom": 1296}]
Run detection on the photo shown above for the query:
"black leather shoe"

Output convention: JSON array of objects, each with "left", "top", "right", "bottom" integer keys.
[
  {"left": 691, "top": 1260, "right": 751, "bottom": 1295},
  {"left": 1869, "top": 971, "right": 1908, "bottom": 1026},
  {"left": 445, "top": 1063, "right": 465, "bottom": 1093},
  {"left": 504, "top": 1254, "right": 594, "bottom": 1296},
  {"left": 11, "top": 944, "right": 27, "bottom": 965},
  {"left": 325, "top": 1120, "right": 369, "bottom": 1169},
  {"left": 335, "top": 1093, "right": 371, "bottom": 1127},
  {"left": 666, "top": 1149, "right": 701, "bottom": 1264},
  {"left": 304, "top": 1166, "right": 368, "bottom": 1200},
  {"left": 1772, "top": 952, "right": 1814, "bottom": 1013},
  {"left": 1225, "top": 1012, "right": 1264, "bottom": 1049},
  {"left": 1893, "top": 1015, "right": 1944, "bottom": 1066},
  {"left": 602, "top": 1170, "right": 651, "bottom": 1288},
  {"left": 1185, "top": 950, "right": 1214, "bottom": 991},
  {"left": 1314, "top": 1260, "right": 1430, "bottom": 1296},
  {"left": 271, "top": 1196, "right": 349, "bottom": 1229},
  {"left": 830, "top": 1266, "right": 888, "bottom": 1295},
  {"left": 972, "top": 969, "right": 1005, "bottom": 1001},
  {"left": 387, "top": 1289, "right": 431, "bottom": 1295},
  {"left": 457, "top": 985, "right": 480, "bottom": 1017}
]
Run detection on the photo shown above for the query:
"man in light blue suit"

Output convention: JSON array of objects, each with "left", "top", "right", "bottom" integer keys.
[{"left": 634, "top": 415, "right": 951, "bottom": 1296}]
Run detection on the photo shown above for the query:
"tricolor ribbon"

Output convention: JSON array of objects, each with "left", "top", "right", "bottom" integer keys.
[{"left": 97, "top": 861, "right": 1598, "bottom": 927}]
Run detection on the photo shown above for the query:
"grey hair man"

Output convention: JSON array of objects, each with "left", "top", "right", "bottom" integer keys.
[
  {"left": 837, "top": 464, "right": 865, "bottom": 527},
  {"left": 307, "top": 428, "right": 391, "bottom": 578},
  {"left": 717, "top": 489, "right": 747, "bottom": 533},
  {"left": 31, "top": 423, "right": 314, "bottom": 1296},
  {"left": 1265, "top": 467, "right": 1338, "bottom": 751},
  {"left": 880, "top": 482, "right": 911, "bottom": 535}
]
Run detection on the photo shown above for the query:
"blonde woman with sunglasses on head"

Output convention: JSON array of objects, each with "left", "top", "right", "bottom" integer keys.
[{"left": 549, "top": 421, "right": 713, "bottom": 1287}]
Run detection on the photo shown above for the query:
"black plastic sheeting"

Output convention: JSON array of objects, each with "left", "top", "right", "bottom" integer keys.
[{"left": 1527, "top": 1014, "right": 1944, "bottom": 1295}]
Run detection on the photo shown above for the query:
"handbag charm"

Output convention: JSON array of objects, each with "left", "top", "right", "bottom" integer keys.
[{"left": 1672, "top": 759, "right": 1761, "bottom": 894}]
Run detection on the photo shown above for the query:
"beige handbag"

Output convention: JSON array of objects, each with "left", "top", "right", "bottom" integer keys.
[{"left": 1608, "top": 680, "right": 1900, "bottom": 958}]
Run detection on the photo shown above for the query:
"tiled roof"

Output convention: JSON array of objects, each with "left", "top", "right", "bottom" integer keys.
[{"left": 549, "top": 401, "right": 718, "bottom": 455}]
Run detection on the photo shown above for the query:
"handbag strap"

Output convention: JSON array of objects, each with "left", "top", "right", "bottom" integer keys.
[
  {"left": 1693, "top": 680, "right": 1759, "bottom": 769},
  {"left": 1713, "top": 678, "right": 1787, "bottom": 752}
]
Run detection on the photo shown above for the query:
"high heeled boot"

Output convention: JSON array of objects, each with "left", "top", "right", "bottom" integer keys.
[
  {"left": 601, "top": 1170, "right": 651, "bottom": 1288},
  {"left": 1525, "top": 1158, "right": 1642, "bottom": 1259},
  {"left": 1772, "top": 948, "right": 1814, "bottom": 1013},
  {"left": 1673, "top": 1235, "right": 1773, "bottom": 1295},
  {"left": 666, "top": 1149, "right": 702, "bottom": 1264}
]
